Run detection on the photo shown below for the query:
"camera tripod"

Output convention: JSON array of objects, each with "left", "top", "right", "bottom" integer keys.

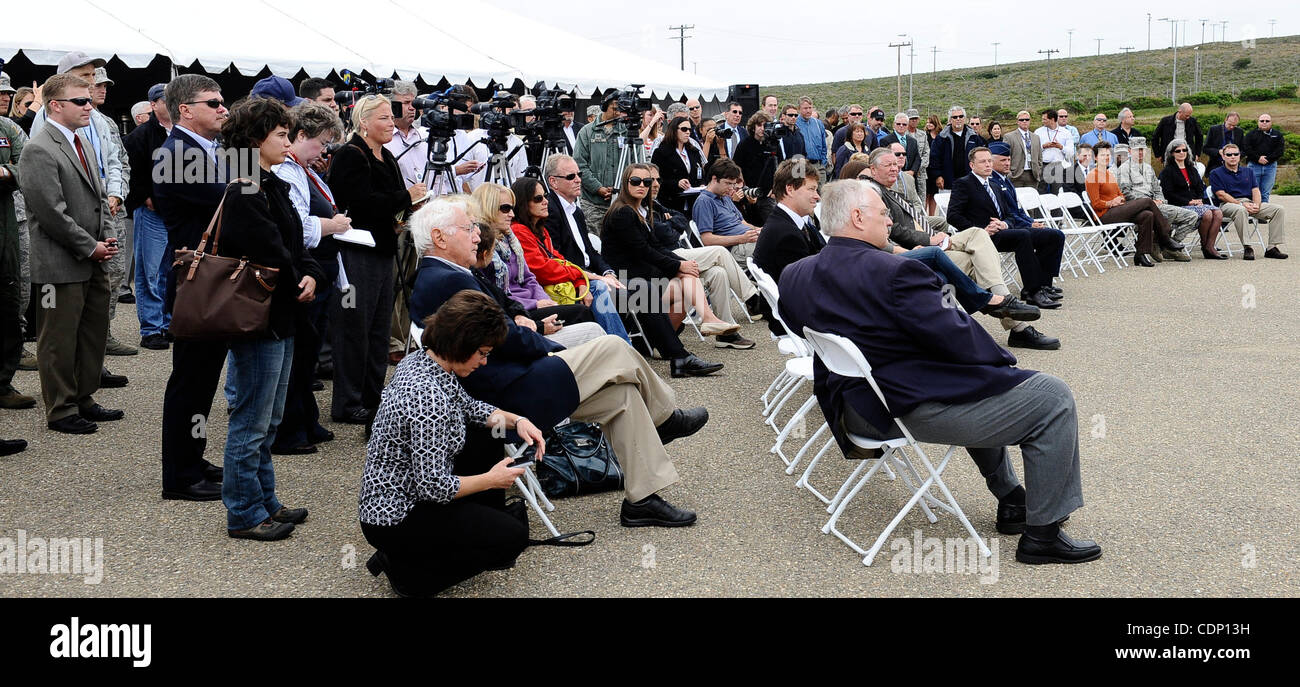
[{"left": 613, "top": 120, "right": 646, "bottom": 191}]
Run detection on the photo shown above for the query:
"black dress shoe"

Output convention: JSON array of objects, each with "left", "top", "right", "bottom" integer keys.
[
  {"left": 1016, "top": 530, "right": 1102, "bottom": 564},
  {"left": 311, "top": 379, "right": 325, "bottom": 392},
  {"left": 620, "top": 494, "right": 697, "bottom": 527},
  {"left": 1007, "top": 326, "right": 1061, "bottom": 350},
  {"left": 140, "top": 334, "right": 170, "bottom": 350},
  {"left": 309, "top": 426, "right": 335, "bottom": 443},
  {"left": 162, "top": 478, "right": 222, "bottom": 501},
  {"left": 203, "top": 465, "right": 224, "bottom": 483},
  {"left": 0, "top": 439, "right": 28, "bottom": 456},
  {"left": 118, "top": 292, "right": 136, "bottom": 304},
  {"left": 271, "top": 442, "right": 318, "bottom": 455},
  {"left": 1041, "top": 285, "right": 1063, "bottom": 297},
  {"left": 48, "top": 415, "right": 98, "bottom": 435},
  {"left": 656, "top": 407, "right": 710, "bottom": 445},
  {"left": 1202, "top": 248, "right": 1229, "bottom": 260},
  {"left": 271, "top": 506, "right": 309, "bottom": 524},
  {"left": 315, "top": 363, "right": 333, "bottom": 380},
  {"left": 996, "top": 501, "right": 1027, "bottom": 534},
  {"left": 980, "top": 295, "right": 1040, "bottom": 321},
  {"left": 1242, "top": 246, "right": 1256, "bottom": 261},
  {"left": 365, "top": 551, "right": 427, "bottom": 597},
  {"left": 1134, "top": 253, "right": 1156, "bottom": 267},
  {"left": 332, "top": 408, "right": 374, "bottom": 425},
  {"left": 669, "top": 353, "right": 723, "bottom": 378},
  {"left": 1265, "top": 247, "right": 1288, "bottom": 259},
  {"left": 80, "top": 404, "right": 125, "bottom": 422},
  {"left": 228, "top": 519, "right": 295, "bottom": 541},
  {"left": 99, "top": 369, "right": 129, "bottom": 388},
  {"left": 1021, "top": 290, "right": 1062, "bottom": 309}
]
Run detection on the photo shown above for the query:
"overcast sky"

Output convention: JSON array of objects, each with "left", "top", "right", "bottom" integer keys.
[{"left": 484, "top": 0, "right": 1296, "bottom": 86}]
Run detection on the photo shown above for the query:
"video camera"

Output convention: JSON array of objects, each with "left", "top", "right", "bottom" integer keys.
[
  {"left": 405, "top": 88, "right": 475, "bottom": 140},
  {"left": 714, "top": 123, "right": 735, "bottom": 140},
  {"left": 761, "top": 120, "right": 791, "bottom": 154},
  {"left": 512, "top": 82, "right": 576, "bottom": 152},
  {"left": 333, "top": 69, "right": 394, "bottom": 108},
  {"left": 469, "top": 91, "right": 519, "bottom": 149},
  {"left": 613, "top": 84, "right": 649, "bottom": 123}
]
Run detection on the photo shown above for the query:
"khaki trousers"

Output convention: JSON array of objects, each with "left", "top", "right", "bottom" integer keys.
[
  {"left": 677, "top": 245, "right": 757, "bottom": 324},
  {"left": 944, "top": 227, "right": 1005, "bottom": 290},
  {"left": 554, "top": 336, "right": 680, "bottom": 503},
  {"left": 1222, "top": 200, "right": 1287, "bottom": 247},
  {"left": 35, "top": 270, "right": 110, "bottom": 422}
]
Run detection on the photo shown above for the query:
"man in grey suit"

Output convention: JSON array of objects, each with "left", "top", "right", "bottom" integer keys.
[
  {"left": 17, "top": 73, "right": 124, "bottom": 434},
  {"left": 1003, "top": 110, "right": 1043, "bottom": 189}
]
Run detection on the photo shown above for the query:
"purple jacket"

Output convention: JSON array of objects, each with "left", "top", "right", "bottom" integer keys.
[{"left": 499, "top": 244, "right": 548, "bottom": 310}]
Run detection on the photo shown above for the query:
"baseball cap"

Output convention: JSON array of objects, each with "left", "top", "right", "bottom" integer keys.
[
  {"left": 250, "top": 76, "right": 304, "bottom": 107},
  {"left": 56, "top": 51, "right": 106, "bottom": 74},
  {"left": 586, "top": 105, "right": 601, "bottom": 118},
  {"left": 1128, "top": 136, "right": 1147, "bottom": 150},
  {"left": 0, "top": 73, "right": 15, "bottom": 94},
  {"left": 906, "top": 108, "right": 919, "bottom": 119},
  {"left": 148, "top": 83, "right": 167, "bottom": 102},
  {"left": 93, "top": 67, "right": 114, "bottom": 86}
]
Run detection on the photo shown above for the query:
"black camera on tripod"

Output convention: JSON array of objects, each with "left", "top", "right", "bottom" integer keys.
[
  {"left": 407, "top": 89, "right": 475, "bottom": 139},
  {"left": 333, "top": 70, "right": 394, "bottom": 107},
  {"left": 512, "top": 83, "right": 575, "bottom": 149},
  {"left": 761, "top": 121, "right": 790, "bottom": 154},
  {"left": 469, "top": 91, "right": 519, "bottom": 149},
  {"left": 613, "top": 84, "right": 648, "bottom": 123}
]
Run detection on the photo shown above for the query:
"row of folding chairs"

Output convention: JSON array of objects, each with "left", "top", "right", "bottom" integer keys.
[{"left": 748, "top": 258, "right": 991, "bottom": 566}]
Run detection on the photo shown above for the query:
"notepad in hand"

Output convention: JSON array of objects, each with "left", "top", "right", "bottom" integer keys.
[{"left": 332, "top": 229, "right": 376, "bottom": 248}]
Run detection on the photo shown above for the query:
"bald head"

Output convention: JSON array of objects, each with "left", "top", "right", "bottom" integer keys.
[{"left": 1177, "top": 103, "right": 1193, "bottom": 119}]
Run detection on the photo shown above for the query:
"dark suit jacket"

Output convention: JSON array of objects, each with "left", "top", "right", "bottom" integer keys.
[
  {"left": 1152, "top": 114, "right": 1204, "bottom": 158},
  {"left": 599, "top": 205, "right": 682, "bottom": 281},
  {"left": 989, "top": 172, "right": 1037, "bottom": 228},
  {"left": 946, "top": 172, "right": 1026, "bottom": 231},
  {"left": 928, "top": 126, "right": 980, "bottom": 189},
  {"left": 123, "top": 114, "right": 169, "bottom": 213},
  {"left": 754, "top": 204, "right": 825, "bottom": 286},
  {"left": 152, "top": 127, "right": 228, "bottom": 256},
  {"left": 650, "top": 142, "right": 704, "bottom": 212},
  {"left": 408, "top": 256, "right": 579, "bottom": 427},
  {"left": 777, "top": 237, "right": 1034, "bottom": 451},
  {"left": 1203, "top": 124, "right": 1244, "bottom": 170},
  {"left": 862, "top": 179, "right": 929, "bottom": 249},
  {"left": 880, "top": 132, "right": 921, "bottom": 174},
  {"left": 543, "top": 189, "right": 612, "bottom": 275}
]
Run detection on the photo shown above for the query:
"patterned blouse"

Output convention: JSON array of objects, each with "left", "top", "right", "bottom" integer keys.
[{"left": 358, "top": 352, "right": 497, "bottom": 526}]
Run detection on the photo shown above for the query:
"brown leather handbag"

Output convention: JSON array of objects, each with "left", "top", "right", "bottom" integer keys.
[{"left": 170, "top": 184, "right": 279, "bottom": 340}]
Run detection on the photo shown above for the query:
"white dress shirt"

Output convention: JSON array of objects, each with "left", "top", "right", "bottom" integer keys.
[
  {"left": 1035, "top": 125, "right": 1074, "bottom": 164},
  {"left": 175, "top": 124, "right": 219, "bottom": 162},
  {"left": 385, "top": 124, "right": 428, "bottom": 189},
  {"left": 273, "top": 155, "right": 336, "bottom": 250},
  {"left": 557, "top": 192, "right": 589, "bottom": 265}
]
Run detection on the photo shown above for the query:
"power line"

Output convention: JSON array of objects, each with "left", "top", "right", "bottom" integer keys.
[
  {"left": 1038, "top": 48, "right": 1060, "bottom": 104},
  {"left": 667, "top": 24, "right": 694, "bottom": 71},
  {"left": 889, "top": 39, "right": 912, "bottom": 114},
  {"left": 992, "top": 41, "right": 1000, "bottom": 67},
  {"left": 931, "top": 46, "right": 940, "bottom": 74},
  {"left": 1095, "top": 38, "right": 1103, "bottom": 56}
]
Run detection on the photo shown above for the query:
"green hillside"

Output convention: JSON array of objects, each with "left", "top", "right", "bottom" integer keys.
[{"left": 767, "top": 35, "right": 1300, "bottom": 119}]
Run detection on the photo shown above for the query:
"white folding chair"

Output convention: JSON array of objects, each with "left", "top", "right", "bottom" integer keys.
[
  {"left": 748, "top": 258, "right": 810, "bottom": 415},
  {"left": 802, "top": 328, "right": 991, "bottom": 566},
  {"left": 1070, "top": 190, "right": 1134, "bottom": 268},
  {"left": 1041, "top": 192, "right": 1106, "bottom": 277},
  {"left": 933, "top": 191, "right": 951, "bottom": 217},
  {"left": 1206, "top": 184, "right": 1265, "bottom": 255}
]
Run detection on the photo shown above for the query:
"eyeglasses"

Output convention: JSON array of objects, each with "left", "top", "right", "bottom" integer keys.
[
  {"left": 1223, "top": 152, "right": 1240, "bottom": 157},
  {"left": 650, "top": 177, "right": 661, "bottom": 183},
  {"left": 530, "top": 195, "right": 546, "bottom": 203},
  {"left": 21, "top": 100, "right": 35, "bottom": 108},
  {"left": 848, "top": 111, "right": 863, "bottom": 117},
  {"left": 1259, "top": 119, "right": 1271, "bottom": 123},
  {"left": 1017, "top": 118, "right": 1030, "bottom": 122},
  {"left": 678, "top": 127, "right": 692, "bottom": 132},
  {"left": 1172, "top": 148, "right": 1187, "bottom": 154},
  {"left": 627, "top": 176, "right": 651, "bottom": 187},
  {"left": 730, "top": 110, "right": 742, "bottom": 115},
  {"left": 549, "top": 172, "right": 581, "bottom": 181},
  {"left": 950, "top": 114, "right": 965, "bottom": 119},
  {"left": 1095, "top": 118, "right": 1107, "bottom": 122},
  {"left": 688, "top": 105, "right": 701, "bottom": 110},
  {"left": 498, "top": 204, "right": 514, "bottom": 213},
  {"left": 185, "top": 99, "right": 225, "bottom": 109},
  {"left": 893, "top": 152, "right": 906, "bottom": 157},
  {"left": 53, "top": 97, "right": 93, "bottom": 107}
]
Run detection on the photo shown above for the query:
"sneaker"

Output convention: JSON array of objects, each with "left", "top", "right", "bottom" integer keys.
[
  {"left": 228, "top": 519, "right": 295, "bottom": 541},
  {"left": 105, "top": 336, "right": 138, "bottom": 356},
  {"left": 140, "top": 333, "right": 170, "bottom": 350},
  {"left": 714, "top": 332, "right": 756, "bottom": 349},
  {"left": 18, "top": 349, "right": 37, "bottom": 371}
]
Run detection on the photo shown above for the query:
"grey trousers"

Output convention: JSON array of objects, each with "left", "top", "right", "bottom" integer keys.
[
  {"left": 35, "top": 270, "right": 111, "bottom": 422},
  {"left": 1157, "top": 203, "right": 1199, "bottom": 243},
  {"left": 845, "top": 372, "right": 1084, "bottom": 527}
]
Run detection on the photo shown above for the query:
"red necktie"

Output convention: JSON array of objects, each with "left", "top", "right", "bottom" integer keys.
[{"left": 73, "top": 135, "right": 92, "bottom": 179}]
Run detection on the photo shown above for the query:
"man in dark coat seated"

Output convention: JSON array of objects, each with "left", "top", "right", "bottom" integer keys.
[
  {"left": 407, "top": 197, "right": 705, "bottom": 527},
  {"left": 776, "top": 179, "right": 1101, "bottom": 565}
]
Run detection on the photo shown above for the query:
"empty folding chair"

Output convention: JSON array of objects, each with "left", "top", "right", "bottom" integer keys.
[
  {"left": 1040, "top": 192, "right": 1105, "bottom": 276},
  {"left": 802, "top": 328, "right": 992, "bottom": 566}
]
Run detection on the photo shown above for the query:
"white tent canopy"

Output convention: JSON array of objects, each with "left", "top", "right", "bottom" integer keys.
[{"left": 0, "top": 0, "right": 729, "bottom": 100}]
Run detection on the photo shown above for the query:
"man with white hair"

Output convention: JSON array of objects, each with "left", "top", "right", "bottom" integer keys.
[
  {"left": 130, "top": 102, "right": 151, "bottom": 126},
  {"left": 776, "top": 180, "right": 1101, "bottom": 565},
  {"left": 928, "top": 105, "right": 978, "bottom": 191},
  {"left": 407, "top": 197, "right": 706, "bottom": 528}
]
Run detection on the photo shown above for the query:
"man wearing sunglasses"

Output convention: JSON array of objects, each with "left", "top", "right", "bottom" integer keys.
[
  {"left": 1243, "top": 113, "right": 1284, "bottom": 202},
  {"left": 1003, "top": 110, "right": 1043, "bottom": 189},
  {"left": 928, "top": 105, "right": 979, "bottom": 193},
  {"left": 18, "top": 72, "right": 122, "bottom": 435},
  {"left": 1208, "top": 143, "right": 1288, "bottom": 260},
  {"left": 881, "top": 113, "right": 921, "bottom": 181}
]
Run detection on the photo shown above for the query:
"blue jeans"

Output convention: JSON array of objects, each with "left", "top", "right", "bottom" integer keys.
[
  {"left": 588, "top": 278, "right": 631, "bottom": 343},
  {"left": 222, "top": 336, "right": 293, "bottom": 531},
  {"left": 1248, "top": 162, "right": 1277, "bottom": 202},
  {"left": 904, "top": 247, "right": 994, "bottom": 313},
  {"left": 132, "top": 206, "right": 171, "bottom": 337}
]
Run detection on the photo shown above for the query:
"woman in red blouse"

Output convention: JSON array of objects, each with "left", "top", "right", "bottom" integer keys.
[{"left": 1085, "top": 142, "right": 1182, "bottom": 267}]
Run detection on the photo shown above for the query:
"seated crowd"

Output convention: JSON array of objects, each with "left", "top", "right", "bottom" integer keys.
[{"left": 2, "top": 55, "right": 1293, "bottom": 594}]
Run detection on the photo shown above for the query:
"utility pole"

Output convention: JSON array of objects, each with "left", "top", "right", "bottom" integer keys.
[
  {"left": 931, "top": 46, "right": 940, "bottom": 74},
  {"left": 667, "top": 25, "right": 694, "bottom": 71},
  {"left": 1095, "top": 38, "right": 1103, "bottom": 56},
  {"left": 907, "top": 45, "right": 916, "bottom": 109},
  {"left": 1221, "top": 21, "right": 1229, "bottom": 43},
  {"left": 1269, "top": 19, "right": 1277, "bottom": 38},
  {"left": 1067, "top": 29, "right": 1075, "bottom": 58},
  {"left": 1194, "top": 46, "right": 1201, "bottom": 91},
  {"left": 1200, "top": 18, "right": 1208, "bottom": 45},
  {"left": 1160, "top": 17, "right": 1178, "bottom": 105},
  {"left": 1181, "top": 20, "right": 1188, "bottom": 47},
  {"left": 1039, "top": 48, "right": 1060, "bottom": 105},
  {"left": 1147, "top": 13, "right": 1152, "bottom": 50},
  {"left": 889, "top": 39, "right": 912, "bottom": 114},
  {"left": 992, "top": 42, "right": 1000, "bottom": 67}
]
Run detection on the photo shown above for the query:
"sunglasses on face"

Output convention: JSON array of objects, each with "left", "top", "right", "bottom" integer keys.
[
  {"left": 498, "top": 204, "right": 514, "bottom": 213},
  {"left": 185, "top": 99, "right": 225, "bottom": 109},
  {"left": 678, "top": 127, "right": 692, "bottom": 132},
  {"left": 1223, "top": 152, "right": 1240, "bottom": 157},
  {"left": 849, "top": 112, "right": 863, "bottom": 117},
  {"left": 1259, "top": 119, "right": 1271, "bottom": 123},
  {"left": 893, "top": 152, "right": 906, "bottom": 157},
  {"left": 650, "top": 178, "right": 661, "bottom": 183},
  {"left": 530, "top": 195, "right": 546, "bottom": 203},
  {"left": 951, "top": 115, "right": 965, "bottom": 119},
  {"left": 856, "top": 174, "right": 871, "bottom": 180},
  {"left": 549, "top": 172, "right": 580, "bottom": 181},
  {"left": 1017, "top": 118, "right": 1030, "bottom": 122},
  {"left": 688, "top": 106, "right": 701, "bottom": 110},
  {"left": 1173, "top": 148, "right": 1187, "bottom": 154},
  {"left": 627, "top": 177, "right": 651, "bottom": 187},
  {"left": 54, "top": 97, "right": 93, "bottom": 107},
  {"left": 21, "top": 100, "right": 34, "bottom": 108}
]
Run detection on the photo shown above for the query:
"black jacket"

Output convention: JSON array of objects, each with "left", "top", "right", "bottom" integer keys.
[
  {"left": 123, "top": 113, "right": 169, "bottom": 213},
  {"left": 600, "top": 205, "right": 683, "bottom": 281},
  {"left": 753, "top": 204, "right": 824, "bottom": 287},
  {"left": 1152, "top": 114, "right": 1204, "bottom": 158},
  {"left": 543, "top": 189, "right": 612, "bottom": 274},
  {"left": 1243, "top": 128, "right": 1285, "bottom": 165},
  {"left": 1112, "top": 125, "right": 1143, "bottom": 145},
  {"left": 1203, "top": 124, "right": 1245, "bottom": 170},
  {"left": 327, "top": 134, "right": 410, "bottom": 256},
  {"left": 650, "top": 142, "right": 704, "bottom": 212},
  {"left": 732, "top": 136, "right": 777, "bottom": 196},
  {"left": 217, "top": 170, "right": 325, "bottom": 339},
  {"left": 1158, "top": 163, "right": 1207, "bottom": 207}
]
